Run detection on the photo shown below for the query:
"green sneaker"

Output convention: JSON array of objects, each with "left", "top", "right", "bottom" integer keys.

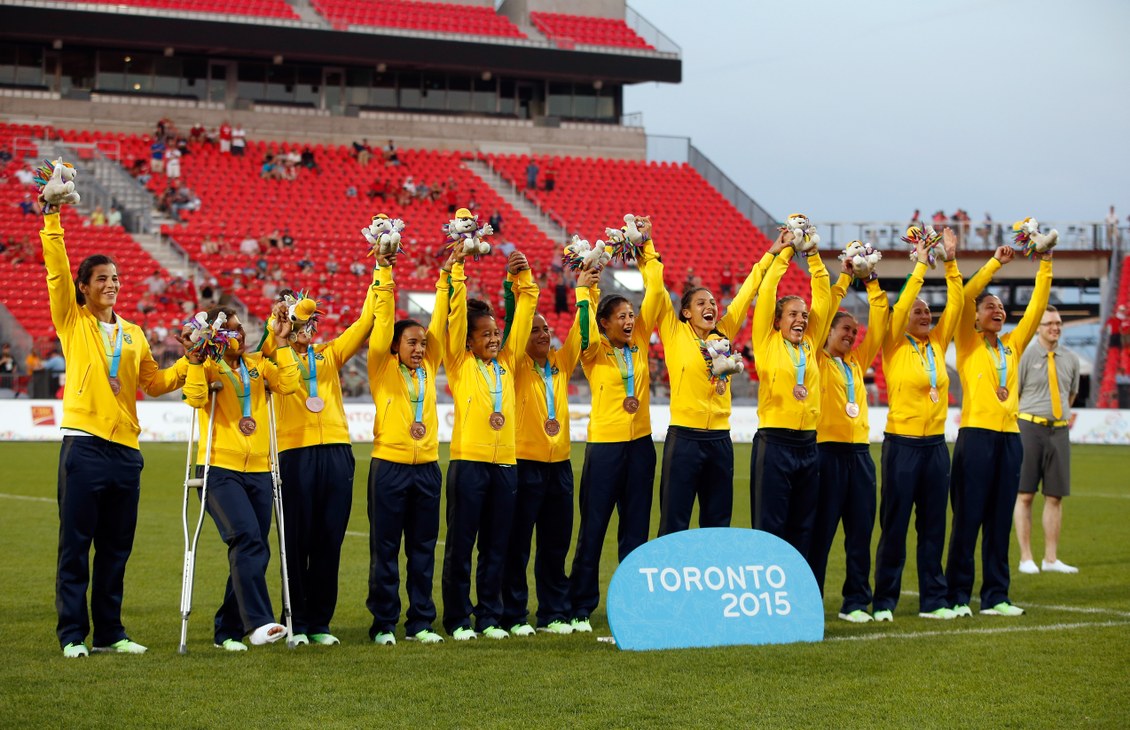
[
  {"left": 981, "top": 602, "right": 1024, "bottom": 617},
  {"left": 509, "top": 623, "right": 536, "bottom": 637},
  {"left": 309, "top": 633, "right": 339, "bottom": 645},
  {"left": 570, "top": 618, "right": 593, "bottom": 633},
  {"left": 62, "top": 642, "right": 89, "bottom": 659},
  {"left": 537, "top": 620, "right": 574, "bottom": 635},
  {"left": 290, "top": 633, "right": 310, "bottom": 646},
  {"left": 952, "top": 604, "right": 973, "bottom": 618},
  {"left": 919, "top": 607, "right": 958, "bottom": 620},
  {"left": 837, "top": 610, "right": 874, "bottom": 623},
  {"left": 214, "top": 639, "right": 248, "bottom": 652},
  {"left": 92, "top": 638, "right": 147, "bottom": 654},
  {"left": 872, "top": 609, "right": 893, "bottom": 622},
  {"left": 405, "top": 629, "right": 444, "bottom": 644},
  {"left": 451, "top": 627, "right": 478, "bottom": 641},
  {"left": 373, "top": 632, "right": 396, "bottom": 646},
  {"left": 481, "top": 626, "right": 510, "bottom": 640}
]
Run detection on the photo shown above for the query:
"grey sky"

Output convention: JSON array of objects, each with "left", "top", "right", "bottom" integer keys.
[{"left": 624, "top": 0, "right": 1130, "bottom": 224}]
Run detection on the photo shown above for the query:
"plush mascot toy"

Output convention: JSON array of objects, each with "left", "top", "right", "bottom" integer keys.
[
  {"left": 34, "top": 158, "right": 81, "bottom": 210},
  {"left": 785, "top": 214, "right": 819, "bottom": 253},
  {"left": 604, "top": 213, "right": 646, "bottom": 263},
  {"left": 562, "top": 235, "right": 611, "bottom": 271},
  {"left": 281, "top": 291, "right": 322, "bottom": 331},
  {"left": 1011, "top": 217, "right": 1058, "bottom": 257},
  {"left": 900, "top": 225, "right": 944, "bottom": 268},
  {"left": 839, "top": 240, "right": 882, "bottom": 279},
  {"left": 443, "top": 207, "right": 492, "bottom": 255},
  {"left": 702, "top": 338, "right": 745, "bottom": 378},
  {"left": 362, "top": 213, "right": 406, "bottom": 257},
  {"left": 184, "top": 310, "right": 234, "bottom": 361}
]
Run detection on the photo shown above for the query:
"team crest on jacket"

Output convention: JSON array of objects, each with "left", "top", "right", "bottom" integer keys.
[
  {"left": 123, "top": 333, "right": 133, "bottom": 345},
  {"left": 248, "top": 368, "right": 260, "bottom": 378}
]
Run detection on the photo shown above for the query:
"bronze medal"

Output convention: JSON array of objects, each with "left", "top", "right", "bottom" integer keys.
[
  {"left": 305, "top": 396, "right": 325, "bottom": 413},
  {"left": 239, "top": 416, "right": 257, "bottom": 436},
  {"left": 714, "top": 380, "right": 727, "bottom": 395},
  {"left": 929, "top": 387, "right": 940, "bottom": 403},
  {"left": 793, "top": 384, "right": 808, "bottom": 401},
  {"left": 845, "top": 402, "right": 860, "bottom": 418},
  {"left": 409, "top": 422, "right": 426, "bottom": 440},
  {"left": 996, "top": 386, "right": 1009, "bottom": 401},
  {"left": 622, "top": 396, "right": 640, "bottom": 414},
  {"left": 544, "top": 418, "right": 561, "bottom": 437},
  {"left": 108, "top": 376, "right": 121, "bottom": 395},
  {"left": 489, "top": 411, "right": 505, "bottom": 430}
]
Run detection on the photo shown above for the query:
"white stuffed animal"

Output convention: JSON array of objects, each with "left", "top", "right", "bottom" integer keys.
[
  {"left": 35, "top": 158, "right": 81, "bottom": 207},
  {"left": 622, "top": 214, "right": 644, "bottom": 245},
  {"left": 839, "top": 240, "right": 883, "bottom": 279},
  {"left": 362, "top": 213, "right": 405, "bottom": 256},
  {"left": 563, "top": 235, "right": 611, "bottom": 271},
  {"left": 443, "top": 207, "right": 492, "bottom": 255},
  {"left": 703, "top": 338, "right": 745, "bottom": 377},
  {"left": 785, "top": 214, "right": 819, "bottom": 252},
  {"left": 1012, "top": 217, "right": 1058, "bottom": 257}
]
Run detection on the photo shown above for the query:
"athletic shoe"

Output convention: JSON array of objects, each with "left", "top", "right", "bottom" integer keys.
[
  {"left": 872, "top": 610, "right": 893, "bottom": 622},
  {"left": 481, "top": 626, "right": 510, "bottom": 640},
  {"left": 537, "top": 621, "right": 574, "bottom": 635},
  {"left": 92, "top": 639, "right": 148, "bottom": 654},
  {"left": 837, "top": 610, "right": 873, "bottom": 623},
  {"left": 215, "top": 639, "right": 248, "bottom": 652},
  {"left": 981, "top": 602, "right": 1024, "bottom": 617},
  {"left": 373, "top": 632, "right": 396, "bottom": 646},
  {"left": 309, "top": 633, "right": 339, "bottom": 645},
  {"left": 62, "top": 642, "right": 89, "bottom": 658},
  {"left": 405, "top": 629, "right": 444, "bottom": 644},
  {"left": 952, "top": 604, "right": 973, "bottom": 618},
  {"left": 570, "top": 618, "right": 593, "bottom": 633},
  {"left": 290, "top": 634, "right": 310, "bottom": 646},
  {"left": 1042, "top": 559, "right": 1079, "bottom": 574},
  {"left": 1018, "top": 559, "right": 1040, "bottom": 574},
  {"left": 918, "top": 607, "right": 957, "bottom": 620},
  {"left": 452, "top": 627, "right": 477, "bottom": 641},
  {"left": 509, "top": 623, "right": 536, "bottom": 637},
  {"left": 249, "top": 623, "right": 287, "bottom": 645}
]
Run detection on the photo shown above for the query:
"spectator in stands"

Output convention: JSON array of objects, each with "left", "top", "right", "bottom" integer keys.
[
  {"left": 189, "top": 122, "right": 206, "bottom": 144},
  {"left": 350, "top": 260, "right": 366, "bottom": 277},
  {"left": 90, "top": 206, "right": 107, "bottom": 226},
  {"left": 19, "top": 193, "right": 38, "bottom": 215},
  {"left": 554, "top": 273, "right": 568, "bottom": 314},
  {"left": 466, "top": 190, "right": 479, "bottom": 213},
  {"left": 444, "top": 182, "right": 458, "bottom": 214},
  {"left": 0, "top": 146, "right": 11, "bottom": 163},
  {"left": 1108, "top": 305, "right": 1129, "bottom": 350},
  {"left": 231, "top": 124, "right": 246, "bottom": 156},
  {"left": 682, "top": 267, "right": 696, "bottom": 295},
  {"left": 144, "top": 270, "right": 167, "bottom": 297},
  {"left": 384, "top": 139, "right": 399, "bottom": 166},
  {"left": 1106, "top": 205, "right": 1120, "bottom": 247},
  {"left": 297, "top": 257, "right": 315, "bottom": 275},
  {"left": 496, "top": 238, "right": 516, "bottom": 257},
  {"left": 932, "top": 209, "right": 947, "bottom": 230},
  {"left": 719, "top": 263, "right": 734, "bottom": 299},
  {"left": 43, "top": 346, "right": 66, "bottom": 374},
  {"left": 300, "top": 146, "right": 321, "bottom": 174},
  {"left": 165, "top": 148, "right": 182, "bottom": 179},
  {"left": 977, "top": 212, "right": 995, "bottom": 246},
  {"left": 219, "top": 120, "right": 232, "bottom": 153},
  {"left": 201, "top": 235, "right": 219, "bottom": 255},
  {"left": 240, "top": 233, "right": 261, "bottom": 256},
  {"left": 543, "top": 163, "right": 556, "bottom": 192},
  {"left": 345, "top": 184, "right": 358, "bottom": 198},
  {"left": 170, "top": 185, "right": 200, "bottom": 222},
  {"left": 281, "top": 229, "right": 294, "bottom": 248},
  {"left": 25, "top": 347, "right": 43, "bottom": 375},
  {"left": 106, "top": 206, "right": 122, "bottom": 227},
  {"left": 261, "top": 154, "right": 278, "bottom": 180},
  {"left": 489, "top": 210, "right": 503, "bottom": 235},
  {"left": 367, "top": 178, "right": 388, "bottom": 201},
  {"left": 526, "top": 159, "right": 539, "bottom": 190},
  {"left": 908, "top": 209, "right": 921, "bottom": 228},
  {"left": 326, "top": 253, "right": 339, "bottom": 275},
  {"left": 353, "top": 139, "right": 373, "bottom": 166},
  {"left": 150, "top": 138, "right": 166, "bottom": 175},
  {"left": 199, "top": 279, "right": 220, "bottom": 306},
  {"left": 0, "top": 342, "right": 17, "bottom": 392}
]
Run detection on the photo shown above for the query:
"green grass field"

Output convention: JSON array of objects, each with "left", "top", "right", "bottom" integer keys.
[{"left": 1, "top": 441, "right": 1128, "bottom": 728}]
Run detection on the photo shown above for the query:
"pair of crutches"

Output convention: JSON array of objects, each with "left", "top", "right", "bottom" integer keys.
[{"left": 178, "top": 382, "right": 296, "bottom": 653}]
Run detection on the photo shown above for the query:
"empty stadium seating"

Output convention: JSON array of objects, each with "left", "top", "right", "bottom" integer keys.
[
  {"left": 530, "top": 11, "right": 653, "bottom": 50},
  {"left": 70, "top": 0, "right": 300, "bottom": 20},
  {"left": 311, "top": 0, "right": 526, "bottom": 37}
]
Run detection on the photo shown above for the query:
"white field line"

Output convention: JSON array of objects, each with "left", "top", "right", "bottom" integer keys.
[
  {"left": 827, "top": 619, "right": 1130, "bottom": 642},
  {"left": 0, "top": 492, "right": 54, "bottom": 503}
]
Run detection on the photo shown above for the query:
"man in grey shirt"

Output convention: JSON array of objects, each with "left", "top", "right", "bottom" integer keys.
[{"left": 1014, "top": 305, "right": 1080, "bottom": 575}]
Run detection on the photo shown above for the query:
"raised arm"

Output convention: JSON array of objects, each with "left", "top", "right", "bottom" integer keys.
[
  {"left": 637, "top": 230, "right": 676, "bottom": 341},
  {"left": 502, "top": 264, "right": 539, "bottom": 362},
  {"left": 39, "top": 213, "right": 79, "bottom": 334},
  {"left": 752, "top": 245, "right": 794, "bottom": 355},
  {"left": 500, "top": 277, "right": 516, "bottom": 347},
  {"left": 886, "top": 261, "right": 927, "bottom": 349},
  {"left": 719, "top": 252, "right": 774, "bottom": 340},
  {"left": 855, "top": 278, "right": 890, "bottom": 370},
  {"left": 444, "top": 260, "right": 469, "bottom": 370},
  {"left": 368, "top": 262, "right": 398, "bottom": 368},
  {"left": 425, "top": 263, "right": 451, "bottom": 368},
  {"left": 955, "top": 247, "right": 1009, "bottom": 350},
  {"left": 931, "top": 227, "right": 965, "bottom": 346},
  {"left": 806, "top": 252, "right": 833, "bottom": 347},
  {"left": 1006, "top": 257, "right": 1053, "bottom": 353},
  {"left": 559, "top": 269, "right": 599, "bottom": 374},
  {"left": 139, "top": 345, "right": 189, "bottom": 397},
  {"left": 326, "top": 265, "right": 381, "bottom": 365}
]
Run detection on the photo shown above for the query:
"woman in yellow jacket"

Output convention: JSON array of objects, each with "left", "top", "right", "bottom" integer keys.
[
  {"left": 258, "top": 265, "right": 381, "bottom": 646},
  {"left": 749, "top": 230, "right": 831, "bottom": 561},
  {"left": 365, "top": 249, "right": 451, "bottom": 646},
  {"left": 811, "top": 255, "right": 889, "bottom": 623},
  {"left": 872, "top": 230, "right": 962, "bottom": 622},
  {"left": 440, "top": 251, "right": 538, "bottom": 640},
  {"left": 42, "top": 205, "right": 188, "bottom": 658},
  {"left": 183, "top": 304, "right": 300, "bottom": 650},
  {"left": 499, "top": 265, "right": 600, "bottom": 637},
  {"left": 946, "top": 244, "right": 1052, "bottom": 618},
  {"left": 638, "top": 227, "right": 784, "bottom": 535}
]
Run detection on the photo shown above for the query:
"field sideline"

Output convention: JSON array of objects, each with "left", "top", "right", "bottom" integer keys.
[{"left": 1, "top": 442, "right": 1128, "bottom": 728}]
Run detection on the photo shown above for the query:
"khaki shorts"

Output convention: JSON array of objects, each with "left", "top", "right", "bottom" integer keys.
[{"left": 1018, "top": 419, "right": 1070, "bottom": 497}]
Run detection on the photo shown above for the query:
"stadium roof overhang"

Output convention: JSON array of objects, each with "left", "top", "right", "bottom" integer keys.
[{"left": 1, "top": 5, "right": 681, "bottom": 85}]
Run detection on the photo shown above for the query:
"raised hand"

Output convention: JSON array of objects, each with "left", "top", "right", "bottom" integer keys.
[
  {"left": 179, "top": 326, "right": 203, "bottom": 365},
  {"left": 942, "top": 227, "right": 958, "bottom": 261},
  {"left": 577, "top": 266, "right": 601, "bottom": 288},
  {"left": 271, "top": 302, "right": 293, "bottom": 343},
  {"left": 507, "top": 250, "right": 530, "bottom": 274},
  {"left": 769, "top": 226, "right": 795, "bottom": 254},
  {"left": 634, "top": 216, "right": 653, "bottom": 241},
  {"left": 994, "top": 245, "right": 1015, "bottom": 265}
]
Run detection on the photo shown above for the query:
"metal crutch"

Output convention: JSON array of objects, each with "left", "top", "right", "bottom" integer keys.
[
  {"left": 178, "top": 382, "right": 221, "bottom": 655},
  {"left": 265, "top": 388, "right": 296, "bottom": 648}
]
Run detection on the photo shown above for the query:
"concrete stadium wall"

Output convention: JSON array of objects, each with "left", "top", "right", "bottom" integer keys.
[{"left": 504, "top": 0, "right": 626, "bottom": 22}]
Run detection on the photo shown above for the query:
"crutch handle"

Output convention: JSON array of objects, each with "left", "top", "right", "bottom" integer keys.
[
  {"left": 209, "top": 381, "right": 223, "bottom": 392},
  {"left": 186, "top": 478, "right": 205, "bottom": 488}
]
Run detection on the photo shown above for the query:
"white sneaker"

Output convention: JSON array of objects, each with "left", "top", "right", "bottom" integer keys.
[
  {"left": 1042, "top": 559, "right": 1079, "bottom": 574},
  {"left": 372, "top": 632, "right": 396, "bottom": 646},
  {"left": 481, "top": 626, "right": 510, "bottom": 640},
  {"left": 509, "top": 623, "right": 536, "bottom": 637},
  {"left": 249, "top": 623, "right": 287, "bottom": 645},
  {"left": 872, "top": 609, "right": 893, "bottom": 622},
  {"left": 1018, "top": 559, "right": 1040, "bottom": 574}
]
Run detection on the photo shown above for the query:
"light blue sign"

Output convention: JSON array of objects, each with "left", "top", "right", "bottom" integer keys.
[{"left": 607, "top": 528, "right": 824, "bottom": 651}]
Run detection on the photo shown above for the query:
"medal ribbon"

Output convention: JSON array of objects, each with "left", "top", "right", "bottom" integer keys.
[
  {"left": 476, "top": 357, "right": 503, "bottom": 414},
  {"left": 905, "top": 334, "right": 937, "bottom": 390},
  {"left": 836, "top": 356, "right": 856, "bottom": 407},
  {"left": 100, "top": 322, "right": 123, "bottom": 380},
  {"left": 400, "top": 364, "right": 426, "bottom": 423},
  {"left": 220, "top": 359, "right": 252, "bottom": 420},
  {"left": 611, "top": 344, "right": 635, "bottom": 398},
  {"left": 541, "top": 359, "right": 556, "bottom": 421},
  {"left": 784, "top": 340, "right": 806, "bottom": 386},
  {"left": 984, "top": 337, "right": 1007, "bottom": 390},
  {"left": 295, "top": 345, "right": 319, "bottom": 398}
]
